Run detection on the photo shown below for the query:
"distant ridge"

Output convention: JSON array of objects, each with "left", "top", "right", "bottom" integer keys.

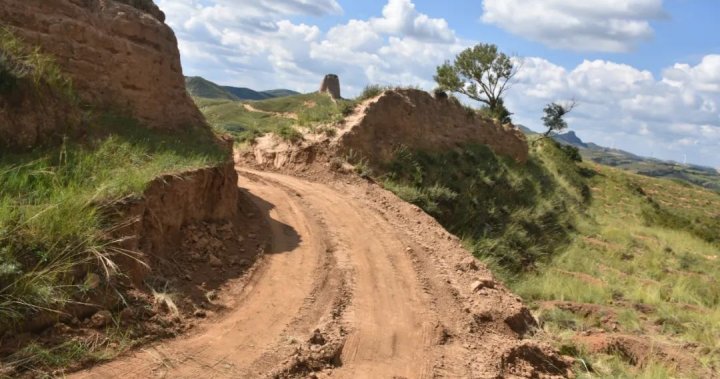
[
  {"left": 550, "top": 130, "right": 720, "bottom": 191},
  {"left": 553, "top": 131, "right": 587, "bottom": 148},
  {"left": 185, "top": 76, "right": 300, "bottom": 101}
]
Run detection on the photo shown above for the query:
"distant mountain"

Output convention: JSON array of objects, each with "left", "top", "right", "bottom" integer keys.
[
  {"left": 553, "top": 131, "right": 587, "bottom": 148},
  {"left": 550, "top": 131, "right": 720, "bottom": 191},
  {"left": 258, "top": 89, "right": 300, "bottom": 98},
  {"left": 185, "top": 76, "right": 238, "bottom": 100},
  {"left": 220, "top": 86, "right": 264, "bottom": 100},
  {"left": 185, "top": 76, "right": 300, "bottom": 101},
  {"left": 220, "top": 86, "right": 299, "bottom": 100}
]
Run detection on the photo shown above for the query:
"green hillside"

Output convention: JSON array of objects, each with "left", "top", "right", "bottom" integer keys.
[
  {"left": 519, "top": 128, "right": 720, "bottom": 192},
  {"left": 185, "top": 76, "right": 300, "bottom": 101},
  {"left": 221, "top": 86, "right": 300, "bottom": 100},
  {"left": 185, "top": 76, "right": 238, "bottom": 100},
  {"left": 375, "top": 136, "right": 720, "bottom": 377},
  {"left": 195, "top": 93, "right": 354, "bottom": 143}
]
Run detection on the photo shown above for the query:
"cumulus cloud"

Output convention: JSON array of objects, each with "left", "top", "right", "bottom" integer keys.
[
  {"left": 507, "top": 55, "right": 720, "bottom": 165},
  {"left": 160, "top": 0, "right": 463, "bottom": 94},
  {"left": 481, "top": 0, "right": 666, "bottom": 52},
  {"left": 157, "top": 0, "right": 720, "bottom": 167}
]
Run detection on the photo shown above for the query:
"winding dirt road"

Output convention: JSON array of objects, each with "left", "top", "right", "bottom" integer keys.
[{"left": 72, "top": 169, "right": 565, "bottom": 379}]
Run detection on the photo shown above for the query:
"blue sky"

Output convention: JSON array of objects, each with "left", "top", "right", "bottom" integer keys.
[{"left": 157, "top": 0, "right": 720, "bottom": 168}]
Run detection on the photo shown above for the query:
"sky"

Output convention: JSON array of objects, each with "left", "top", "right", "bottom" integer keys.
[{"left": 156, "top": 0, "right": 720, "bottom": 168}]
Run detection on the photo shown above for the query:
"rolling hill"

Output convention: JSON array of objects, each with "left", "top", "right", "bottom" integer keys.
[
  {"left": 185, "top": 76, "right": 300, "bottom": 101},
  {"left": 518, "top": 126, "right": 720, "bottom": 192}
]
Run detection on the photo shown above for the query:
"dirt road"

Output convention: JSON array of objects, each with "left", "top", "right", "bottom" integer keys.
[{"left": 72, "top": 169, "right": 567, "bottom": 378}]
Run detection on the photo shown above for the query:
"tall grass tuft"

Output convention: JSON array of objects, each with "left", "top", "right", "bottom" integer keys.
[
  {"left": 0, "top": 27, "right": 75, "bottom": 100},
  {"left": 0, "top": 113, "right": 226, "bottom": 329}
]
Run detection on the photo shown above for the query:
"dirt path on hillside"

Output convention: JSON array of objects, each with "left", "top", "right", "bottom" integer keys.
[
  {"left": 71, "top": 169, "right": 569, "bottom": 378},
  {"left": 243, "top": 103, "right": 298, "bottom": 120}
]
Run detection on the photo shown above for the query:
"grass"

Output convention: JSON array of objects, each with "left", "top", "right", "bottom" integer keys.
[
  {"left": 372, "top": 134, "right": 720, "bottom": 375},
  {"left": 195, "top": 98, "right": 297, "bottom": 143},
  {"left": 0, "top": 27, "right": 74, "bottom": 100},
  {"left": 357, "top": 84, "right": 392, "bottom": 101},
  {"left": 194, "top": 92, "right": 356, "bottom": 143},
  {"left": 247, "top": 92, "right": 356, "bottom": 126},
  {"left": 0, "top": 113, "right": 226, "bottom": 330},
  {"left": 7, "top": 322, "right": 136, "bottom": 375},
  {"left": 380, "top": 139, "right": 587, "bottom": 274},
  {"left": 512, "top": 161, "right": 720, "bottom": 373}
]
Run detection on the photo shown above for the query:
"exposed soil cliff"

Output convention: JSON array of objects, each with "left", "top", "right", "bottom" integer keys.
[
  {"left": 112, "top": 162, "right": 241, "bottom": 284},
  {"left": 245, "top": 89, "right": 529, "bottom": 173},
  {"left": 0, "top": 0, "right": 203, "bottom": 132},
  {"left": 339, "top": 89, "right": 529, "bottom": 165}
]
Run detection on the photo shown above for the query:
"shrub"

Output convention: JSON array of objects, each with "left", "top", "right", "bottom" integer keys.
[
  {"left": 560, "top": 144, "right": 583, "bottom": 162},
  {"left": 340, "top": 102, "right": 356, "bottom": 116},
  {"left": 276, "top": 125, "right": 303, "bottom": 142},
  {"left": 357, "top": 84, "right": 390, "bottom": 101}
]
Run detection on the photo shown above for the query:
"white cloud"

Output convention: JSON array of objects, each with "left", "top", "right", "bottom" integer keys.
[
  {"left": 161, "top": 0, "right": 463, "bottom": 95},
  {"left": 158, "top": 0, "right": 720, "bottom": 167},
  {"left": 481, "top": 0, "right": 665, "bottom": 52},
  {"left": 508, "top": 55, "right": 720, "bottom": 166},
  {"left": 663, "top": 55, "right": 720, "bottom": 93},
  {"left": 372, "top": 0, "right": 456, "bottom": 42}
]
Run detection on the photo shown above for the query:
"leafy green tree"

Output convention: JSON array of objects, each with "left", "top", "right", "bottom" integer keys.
[
  {"left": 542, "top": 101, "right": 577, "bottom": 137},
  {"left": 434, "top": 43, "right": 518, "bottom": 117}
]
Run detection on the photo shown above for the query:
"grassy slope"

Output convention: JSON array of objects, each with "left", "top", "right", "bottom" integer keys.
[
  {"left": 380, "top": 140, "right": 587, "bottom": 274},
  {"left": 194, "top": 93, "right": 355, "bottom": 143},
  {"left": 185, "top": 76, "right": 238, "bottom": 101},
  {"left": 377, "top": 136, "right": 720, "bottom": 377},
  {"left": 0, "top": 28, "right": 226, "bottom": 353},
  {"left": 0, "top": 114, "right": 225, "bottom": 327},
  {"left": 517, "top": 163, "right": 720, "bottom": 376},
  {"left": 549, "top": 131, "right": 720, "bottom": 192}
]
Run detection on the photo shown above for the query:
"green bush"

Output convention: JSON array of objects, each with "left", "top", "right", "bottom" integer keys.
[
  {"left": 560, "top": 144, "right": 583, "bottom": 162},
  {"left": 276, "top": 124, "right": 303, "bottom": 142}
]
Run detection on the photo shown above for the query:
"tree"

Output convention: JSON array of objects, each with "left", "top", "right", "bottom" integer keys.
[
  {"left": 434, "top": 43, "right": 518, "bottom": 117},
  {"left": 542, "top": 100, "right": 577, "bottom": 137}
]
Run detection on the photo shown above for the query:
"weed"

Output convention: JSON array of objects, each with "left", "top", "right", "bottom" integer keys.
[
  {"left": 276, "top": 124, "right": 303, "bottom": 142},
  {"left": 380, "top": 140, "right": 586, "bottom": 273},
  {"left": 0, "top": 113, "right": 225, "bottom": 329},
  {"left": 0, "top": 27, "right": 75, "bottom": 100},
  {"left": 317, "top": 126, "right": 338, "bottom": 138},
  {"left": 357, "top": 84, "right": 390, "bottom": 101}
]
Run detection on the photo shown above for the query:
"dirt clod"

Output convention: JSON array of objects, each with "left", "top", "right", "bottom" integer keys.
[
  {"left": 309, "top": 329, "right": 326, "bottom": 346},
  {"left": 470, "top": 278, "right": 495, "bottom": 292},
  {"left": 90, "top": 311, "right": 112, "bottom": 328}
]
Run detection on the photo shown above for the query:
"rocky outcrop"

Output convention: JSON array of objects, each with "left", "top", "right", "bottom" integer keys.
[
  {"left": 319, "top": 74, "right": 341, "bottom": 99},
  {"left": 339, "top": 89, "right": 529, "bottom": 165},
  {"left": 0, "top": 0, "right": 203, "bottom": 131}
]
